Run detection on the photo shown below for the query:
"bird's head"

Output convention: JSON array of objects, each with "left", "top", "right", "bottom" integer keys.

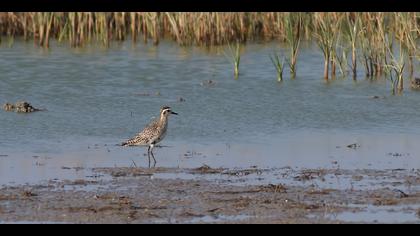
[{"left": 160, "top": 106, "right": 178, "bottom": 117}]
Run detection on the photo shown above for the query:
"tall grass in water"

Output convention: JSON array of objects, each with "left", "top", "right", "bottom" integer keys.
[
  {"left": 0, "top": 13, "right": 417, "bottom": 48},
  {"left": 360, "top": 13, "right": 395, "bottom": 79},
  {"left": 394, "top": 13, "right": 418, "bottom": 78},
  {"left": 224, "top": 41, "right": 241, "bottom": 79},
  {"left": 269, "top": 52, "right": 285, "bottom": 82},
  {"left": 0, "top": 12, "right": 419, "bottom": 90},
  {"left": 343, "top": 13, "right": 360, "bottom": 79},
  {"left": 314, "top": 13, "right": 338, "bottom": 81},
  {"left": 384, "top": 41, "right": 406, "bottom": 95},
  {"left": 284, "top": 13, "right": 302, "bottom": 78}
]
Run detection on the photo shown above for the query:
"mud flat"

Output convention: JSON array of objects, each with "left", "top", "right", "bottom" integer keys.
[{"left": 1, "top": 166, "right": 420, "bottom": 224}]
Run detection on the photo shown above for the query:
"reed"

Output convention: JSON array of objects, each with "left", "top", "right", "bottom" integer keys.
[
  {"left": 343, "top": 13, "right": 360, "bottom": 79},
  {"left": 284, "top": 13, "right": 302, "bottom": 78},
  {"left": 269, "top": 52, "right": 286, "bottom": 82},
  {"left": 0, "top": 12, "right": 417, "bottom": 51},
  {"left": 384, "top": 41, "right": 406, "bottom": 95},
  {"left": 224, "top": 41, "right": 241, "bottom": 79},
  {"left": 313, "top": 13, "right": 338, "bottom": 81},
  {"left": 0, "top": 12, "right": 418, "bottom": 91},
  {"left": 394, "top": 13, "right": 418, "bottom": 78}
]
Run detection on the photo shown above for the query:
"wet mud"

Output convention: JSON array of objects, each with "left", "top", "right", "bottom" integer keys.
[{"left": 1, "top": 166, "right": 420, "bottom": 224}]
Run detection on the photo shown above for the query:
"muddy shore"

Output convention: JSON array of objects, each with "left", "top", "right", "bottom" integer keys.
[{"left": 1, "top": 166, "right": 420, "bottom": 224}]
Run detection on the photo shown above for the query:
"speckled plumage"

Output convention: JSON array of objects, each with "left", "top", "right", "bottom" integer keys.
[
  {"left": 121, "top": 114, "right": 168, "bottom": 147},
  {"left": 122, "top": 106, "right": 177, "bottom": 167}
]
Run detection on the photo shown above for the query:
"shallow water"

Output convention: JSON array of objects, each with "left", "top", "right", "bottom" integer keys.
[
  {"left": 1, "top": 40, "right": 420, "bottom": 186},
  {"left": 321, "top": 204, "right": 420, "bottom": 223}
]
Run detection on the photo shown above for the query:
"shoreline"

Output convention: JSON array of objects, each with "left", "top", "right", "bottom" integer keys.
[{"left": 1, "top": 165, "right": 419, "bottom": 223}]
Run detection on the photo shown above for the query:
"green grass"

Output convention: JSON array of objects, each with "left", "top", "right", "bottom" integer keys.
[{"left": 269, "top": 52, "right": 286, "bottom": 82}]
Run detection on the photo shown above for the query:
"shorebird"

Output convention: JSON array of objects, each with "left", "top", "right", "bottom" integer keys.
[{"left": 122, "top": 106, "right": 178, "bottom": 167}]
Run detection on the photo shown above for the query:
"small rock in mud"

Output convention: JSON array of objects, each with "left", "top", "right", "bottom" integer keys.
[{"left": 2, "top": 101, "right": 43, "bottom": 113}]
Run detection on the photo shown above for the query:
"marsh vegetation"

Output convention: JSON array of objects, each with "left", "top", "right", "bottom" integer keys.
[{"left": 0, "top": 12, "right": 418, "bottom": 93}]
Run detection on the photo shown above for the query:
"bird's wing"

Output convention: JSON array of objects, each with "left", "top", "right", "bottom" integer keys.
[{"left": 122, "top": 118, "right": 160, "bottom": 146}]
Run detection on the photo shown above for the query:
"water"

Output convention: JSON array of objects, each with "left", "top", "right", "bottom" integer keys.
[
  {"left": 1, "top": 40, "right": 420, "bottom": 185},
  {"left": 319, "top": 204, "right": 420, "bottom": 223}
]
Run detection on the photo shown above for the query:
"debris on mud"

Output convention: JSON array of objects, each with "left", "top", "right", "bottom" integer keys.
[
  {"left": 22, "top": 191, "right": 38, "bottom": 198},
  {"left": 93, "top": 167, "right": 170, "bottom": 178},
  {"left": 369, "top": 96, "right": 385, "bottom": 99},
  {"left": 387, "top": 152, "right": 409, "bottom": 157},
  {"left": 65, "top": 179, "right": 99, "bottom": 186},
  {"left": 222, "top": 168, "right": 264, "bottom": 176},
  {"left": 2, "top": 166, "right": 420, "bottom": 223},
  {"left": 2, "top": 101, "right": 43, "bottom": 113},
  {"left": 347, "top": 143, "right": 360, "bottom": 149},
  {"left": 200, "top": 79, "right": 217, "bottom": 87},
  {"left": 183, "top": 150, "right": 203, "bottom": 159},
  {"left": 134, "top": 91, "right": 161, "bottom": 97},
  {"left": 392, "top": 189, "right": 409, "bottom": 198},
  {"left": 190, "top": 165, "right": 225, "bottom": 174},
  {"left": 352, "top": 175, "right": 364, "bottom": 181},
  {"left": 258, "top": 184, "right": 287, "bottom": 193},
  {"left": 293, "top": 169, "right": 326, "bottom": 182}
]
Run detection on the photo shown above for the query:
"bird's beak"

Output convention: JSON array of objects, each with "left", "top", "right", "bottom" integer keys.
[{"left": 171, "top": 111, "right": 178, "bottom": 115}]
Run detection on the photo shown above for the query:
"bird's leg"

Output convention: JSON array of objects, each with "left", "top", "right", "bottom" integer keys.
[
  {"left": 150, "top": 144, "right": 157, "bottom": 167},
  {"left": 147, "top": 145, "right": 151, "bottom": 168}
]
